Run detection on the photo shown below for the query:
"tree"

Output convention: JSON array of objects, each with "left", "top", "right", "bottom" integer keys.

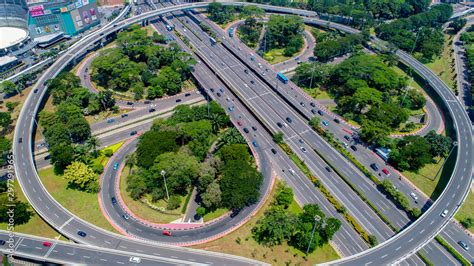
[
  {"left": 460, "top": 217, "right": 473, "bottom": 229},
  {"left": 220, "top": 160, "right": 263, "bottom": 210},
  {"left": 86, "top": 136, "right": 100, "bottom": 156},
  {"left": 389, "top": 135, "right": 433, "bottom": 171},
  {"left": 272, "top": 132, "right": 284, "bottom": 144},
  {"left": 166, "top": 195, "right": 181, "bottom": 210},
  {"left": 423, "top": 130, "right": 452, "bottom": 157},
  {"left": 0, "top": 80, "right": 18, "bottom": 95},
  {"left": 216, "top": 128, "right": 246, "bottom": 150},
  {"left": 136, "top": 131, "right": 178, "bottom": 168},
  {"left": 156, "top": 66, "right": 182, "bottom": 95},
  {"left": 196, "top": 206, "right": 206, "bottom": 217},
  {"left": 98, "top": 90, "right": 116, "bottom": 110},
  {"left": 63, "top": 161, "right": 99, "bottom": 193},
  {"left": 219, "top": 144, "right": 250, "bottom": 164},
  {"left": 0, "top": 194, "right": 33, "bottom": 225},
  {"left": 292, "top": 62, "right": 331, "bottom": 88},
  {"left": 0, "top": 112, "right": 12, "bottom": 131},
  {"left": 309, "top": 117, "right": 321, "bottom": 130},
  {"left": 368, "top": 235, "right": 378, "bottom": 247},
  {"left": 275, "top": 184, "right": 293, "bottom": 208},
  {"left": 241, "top": 5, "right": 265, "bottom": 18},
  {"left": 207, "top": 2, "right": 235, "bottom": 24},
  {"left": 451, "top": 18, "right": 467, "bottom": 34},
  {"left": 266, "top": 15, "right": 304, "bottom": 52},
  {"left": 0, "top": 137, "right": 11, "bottom": 166},
  {"left": 252, "top": 206, "right": 299, "bottom": 246},
  {"left": 201, "top": 181, "right": 222, "bottom": 209},
  {"left": 50, "top": 143, "right": 75, "bottom": 174},
  {"left": 66, "top": 117, "right": 91, "bottom": 143},
  {"left": 360, "top": 120, "right": 390, "bottom": 144}
]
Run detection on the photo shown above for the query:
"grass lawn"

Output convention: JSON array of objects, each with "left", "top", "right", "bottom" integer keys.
[
  {"left": 455, "top": 191, "right": 474, "bottom": 233},
  {"left": 203, "top": 208, "right": 228, "bottom": 222},
  {"left": 302, "top": 87, "right": 333, "bottom": 100},
  {"left": 263, "top": 48, "right": 292, "bottom": 65},
  {"left": 38, "top": 167, "right": 118, "bottom": 233},
  {"left": 402, "top": 158, "right": 444, "bottom": 198},
  {"left": 119, "top": 166, "right": 184, "bottom": 223},
  {"left": 425, "top": 34, "right": 455, "bottom": 90},
  {"left": 193, "top": 181, "right": 340, "bottom": 265},
  {"left": 0, "top": 178, "right": 66, "bottom": 239}
]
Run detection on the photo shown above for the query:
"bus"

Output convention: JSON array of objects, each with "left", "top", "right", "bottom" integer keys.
[{"left": 277, "top": 72, "right": 289, "bottom": 84}]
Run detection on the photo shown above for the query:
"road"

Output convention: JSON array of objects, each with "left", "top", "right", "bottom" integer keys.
[{"left": 12, "top": 2, "right": 473, "bottom": 264}]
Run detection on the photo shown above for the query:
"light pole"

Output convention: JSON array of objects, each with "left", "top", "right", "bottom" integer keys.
[
  {"left": 306, "top": 215, "right": 321, "bottom": 254},
  {"left": 161, "top": 170, "right": 170, "bottom": 201}
]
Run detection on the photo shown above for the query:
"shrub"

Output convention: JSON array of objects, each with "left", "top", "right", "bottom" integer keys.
[
  {"left": 103, "top": 149, "right": 113, "bottom": 157},
  {"left": 166, "top": 195, "right": 181, "bottom": 210}
]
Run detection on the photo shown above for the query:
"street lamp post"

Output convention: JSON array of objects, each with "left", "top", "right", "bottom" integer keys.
[
  {"left": 306, "top": 215, "right": 321, "bottom": 254},
  {"left": 161, "top": 170, "right": 170, "bottom": 201}
]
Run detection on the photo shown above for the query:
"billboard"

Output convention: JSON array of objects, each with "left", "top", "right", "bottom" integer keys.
[{"left": 29, "top": 4, "right": 44, "bottom": 17}]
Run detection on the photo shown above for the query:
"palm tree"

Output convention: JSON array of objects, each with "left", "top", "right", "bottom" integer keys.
[
  {"left": 210, "top": 113, "right": 226, "bottom": 133},
  {"left": 86, "top": 136, "right": 100, "bottom": 157},
  {"left": 125, "top": 153, "right": 137, "bottom": 175},
  {"left": 216, "top": 128, "right": 246, "bottom": 150}
]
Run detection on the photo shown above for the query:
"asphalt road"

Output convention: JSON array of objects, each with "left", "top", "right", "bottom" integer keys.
[{"left": 11, "top": 2, "right": 473, "bottom": 264}]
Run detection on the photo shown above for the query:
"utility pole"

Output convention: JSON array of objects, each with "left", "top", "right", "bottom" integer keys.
[
  {"left": 306, "top": 215, "right": 321, "bottom": 254},
  {"left": 161, "top": 170, "right": 170, "bottom": 201}
]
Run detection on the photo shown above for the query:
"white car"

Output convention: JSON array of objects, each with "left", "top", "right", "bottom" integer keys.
[
  {"left": 301, "top": 147, "right": 307, "bottom": 153},
  {"left": 129, "top": 256, "right": 141, "bottom": 263},
  {"left": 289, "top": 168, "right": 296, "bottom": 175},
  {"left": 440, "top": 209, "right": 448, "bottom": 218},
  {"left": 410, "top": 192, "right": 418, "bottom": 201}
]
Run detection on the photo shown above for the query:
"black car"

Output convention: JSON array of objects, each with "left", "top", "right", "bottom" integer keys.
[
  {"left": 271, "top": 148, "right": 277, "bottom": 154},
  {"left": 130, "top": 131, "right": 137, "bottom": 136},
  {"left": 350, "top": 145, "right": 357, "bottom": 151},
  {"left": 310, "top": 102, "right": 316, "bottom": 107},
  {"left": 244, "top": 69, "right": 248, "bottom": 74},
  {"left": 111, "top": 197, "right": 117, "bottom": 205},
  {"left": 77, "top": 231, "right": 87, "bottom": 237},
  {"left": 18, "top": 138, "right": 22, "bottom": 143},
  {"left": 176, "top": 99, "right": 182, "bottom": 103},
  {"left": 251, "top": 126, "right": 257, "bottom": 131},
  {"left": 344, "top": 135, "right": 351, "bottom": 141},
  {"left": 121, "top": 114, "right": 128, "bottom": 118},
  {"left": 333, "top": 118, "right": 340, "bottom": 124},
  {"left": 210, "top": 88, "right": 215, "bottom": 92},
  {"left": 311, "top": 109, "right": 317, "bottom": 114},
  {"left": 0, "top": 240, "right": 5, "bottom": 245},
  {"left": 325, "top": 166, "right": 331, "bottom": 172},
  {"left": 317, "top": 110, "right": 324, "bottom": 116},
  {"left": 149, "top": 108, "right": 156, "bottom": 113},
  {"left": 286, "top": 117, "right": 292, "bottom": 123},
  {"left": 33, "top": 89, "right": 39, "bottom": 93},
  {"left": 185, "top": 93, "right": 191, "bottom": 97},
  {"left": 300, "top": 102, "right": 305, "bottom": 107},
  {"left": 144, "top": 100, "right": 151, "bottom": 104},
  {"left": 250, "top": 80, "right": 255, "bottom": 84},
  {"left": 126, "top": 102, "right": 134, "bottom": 105},
  {"left": 216, "top": 92, "right": 221, "bottom": 97},
  {"left": 277, "top": 122, "right": 283, "bottom": 128},
  {"left": 370, "top": 163, "right": 379, "bottom": 171},
  {"left": 243, "top": 128, "right": 249, "bottom": 133}
]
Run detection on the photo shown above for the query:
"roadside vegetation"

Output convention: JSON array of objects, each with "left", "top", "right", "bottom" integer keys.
[
  {"left": 91, "top": 25, "right": 195, "bottom": 100},
  {"left": 194, "top": 182, "right": 340, "bottom": 265},
  {"left": 460, "top": 25, "right": 474, "bottom": 104},
  {"left": 123, "top": 103, "right": 262, "bottom": 219}
]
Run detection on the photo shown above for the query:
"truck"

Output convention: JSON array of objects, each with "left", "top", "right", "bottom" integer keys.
[
  {"left": 210, "top": 37, "right": 217, "bottom": 45},
  {"left": 277, "top": 72, "right": 289, "bottom": 84}
]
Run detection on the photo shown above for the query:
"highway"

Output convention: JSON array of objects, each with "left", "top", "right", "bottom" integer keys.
[{"left": 11, "top": 2, "right": 473, "bottom": 265}]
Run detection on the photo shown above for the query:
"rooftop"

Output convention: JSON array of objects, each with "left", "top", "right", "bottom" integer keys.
[{"left": 0, "top": 27, "right": 28, "bottom": 50}]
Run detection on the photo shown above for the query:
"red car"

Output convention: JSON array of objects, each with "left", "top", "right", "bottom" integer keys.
[
  {"left": 382, "top": 168, "right": 390, "bottom": 175},
  {"left": 43, "top": 242, "right": 52, "bottom": 247},
  {"left": 237, "top": 121, "right": 242, "bottom": 126},
  {"left": 162, "top": 230, "right": 172, "bottom": 236}
]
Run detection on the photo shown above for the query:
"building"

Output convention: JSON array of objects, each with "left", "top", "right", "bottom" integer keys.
[
  {"left": 27, "top": 0, "right": 100, "bottom": 38},
  {"left": 0, "top": 56, "right": 20, "bottom": 73},
  {"left": 0, "top": 0, "right": 30, "bottom": 54}
]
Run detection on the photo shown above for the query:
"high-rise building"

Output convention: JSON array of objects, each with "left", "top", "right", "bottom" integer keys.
[
  {"left": 27, "top": 0, "right": 100, "bottom": 38},
  {"left": 0, "top": 0, "right": 30, "bottom": 52}
]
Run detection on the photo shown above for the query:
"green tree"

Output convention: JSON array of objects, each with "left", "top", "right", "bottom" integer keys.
[
  {"left": 0, "top": 112, "right": 12, "bottom": 131},
  {"left": 215, "top": 128, "right": 246, "bottom": 150},
  {"left": 309, "top": 117, "right": 321, "bottom": 130},
  {"left": 166, "top": 195, "right": 181, "bottom": 210},
  {"left": 424, "top": 130, "right": 452, "bottom": 158},
  {"left": 219, "top": 144, "right": 250, "bottom": 164},
  {"left": 0, "top": 194, "right": 33, "bottom": 225},
  {"left": 201, "top": 181, "right": 222, "bottom": 209},
  {"left": 63, "top": 161, "right": 99, "bottom": 193},
  {"left": 389, "top": 135, "right": 433, "bottom": 171},
  {"left": 207, "top": 2, "right": 235, "bottom": 24},
  {"left": 0, "top": 137, "right": 11, "bottom": 166},
  {"left": 252, "top": 206, "right": 299, "bottom": 246},
  {"left": 136, "top": 131, "right": 178, "bottom": 168},
  {"left": 275, "top": 184, "right": 294, "bottom": 208},
  {"left": 460, "top": 217, "right": 473, "bottom": 229},
  {"left": 368, "top": 235, "right": 378, "bottom": 247},
  {"left": 0, "top": 80, "right": 19, "bottom": 95},
  {"left": 196, "top": 206, "right": 206, "bottom": 217},
  {"left": 272, "top": 132, "right": 284, "bottom": 144}
]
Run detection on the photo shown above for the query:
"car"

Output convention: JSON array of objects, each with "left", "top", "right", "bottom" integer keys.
[
  {"left": 458, "top": 241, "right": 470, "bottom": 251},
  {"left": 344, "top": 135, "right": 351, "bottom": 141},
  {"left": 129, "top": 256, "right": 142, "bottom": 263},
  {"left": 289, "top": 168, "right": 296, "bottom": 175},
  {"left": 226, "top": 97, "right": 231, "bottom": 102},
  {"left": 121, "top": 114, "right": 128, "bottom": 118},
  {"left": 77, "top": 231, "right": 87, "bottom": 237},
  {"left": 162, "top": 230, "right": 172, "bottom": 236},
  {"left": 350, "top": 145, "right": 358, "bottom": 151},
  {"left": 440, "top": 209, "right": 448, "bottom": 218},
  {"left": 311, "top": 109, "right": 318, "bottom": 114},
  {"left": 244, "top": 69, "right": 249, "bottom": 74},
  {"left": 123, "top": 214, "right": 130, "bottom": 220},
  {"left": 43, "top": 241, "right": 52, "bottom": 247},
  {"left": 300, "top": 102, "right": 305, "bottom": 107},
  {"left": 277, "top": 122, "right": 283, "bottom": 128},
  {"left": 243, "top": 128, "right": 249, "bottom": 133},
  {"left": 310, "top": 102, "right": 316, "bottom": 107},
  {"left": 18, "top": 138, "right": 22, "bottom": 143},
  {"left": 185, "top": 93, "right": 191, "bottom": 97},
  {"left": 325, "top": 166, "right": 332, "bottom": 172},
  {"left": 130, "top": 130, "right": 137, "bottom": 136},
  {"left": 271, "top": 148, "right": 277, "bottom": 154},
  {"left": 237, "top": 121, "right": 242, "bottom": 126},
  {"left": 228, "top": 106, "right": 234, "bottom": 112},
  {"left": 33, "top": 89, "right": 39, "bottom": 93},
  {"left": 250, "top": 80, "right": 255, "bottom": 84},
  {"left": 410, "top": 192, "right": 418, "bottom": 201},
  {"left": 0, "top": 240, "right": 5, "bottom": 245},
  {"left": 111, "top": 197, "right": 117, "bottom": 205},
  {"left": 286, "top": 117, "right": 292, "bottom": 123},
  {"left": 251, "top": 126, "right": 257, "bottom": 131},
  {"left": 144, "top": 100, "right": 151, "bottom": 104},
  {"left": 176, "top": 99, "right": 182, "bottom": 103},
  {"left": 370, "top": 163, "right": 379, "bottom": 171},
  {"left": 210, "top": 88, "right": 215, "bottom": 92},
  {"left": 301, "top": 147, "right": 307, "bottom": 152},
  {"left": 333, "top": 118, "right": 340, "bottom": 124},
  {"left": 317, "top": 110, "right": 324, "bottom": 116},
  {"left": 321, "top": 120, "right": 329, "bottom": 127},
  {"left": 113, "top": 163, "right": 119, "bottom": 170},
  {"left": 382, "top": 168, "right": 390, "bottom": 175},
  {"left": 107, "top": 118, "right": 115, "bottom": 124},
  {"left": 149, "top": 108, "right": 156, "bottom": 112},
  {"left": 216, "top": 92, "right": 221, "bottom": 97},
  {"left": 298, "top": 139, "right": 304, "bottom": 144},
  {"left": 252, "top": 140, "right": 258, "bottom": 147},
  {"left": 219, "top": 88, "right": 224, "bottom": 93},
  {"left": 126, "top": 101, "right": 134, "bottom": 106}
]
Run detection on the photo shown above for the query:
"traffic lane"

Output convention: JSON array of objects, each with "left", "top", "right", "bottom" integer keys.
[{"left": 440, "top": 222, "right": 474, "bottom": 261}]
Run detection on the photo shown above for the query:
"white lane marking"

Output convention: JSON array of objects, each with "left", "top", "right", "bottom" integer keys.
[
  {"left": 59, "top": 217, "right": 74, "bottom": 230},
  {"left": 408, "top": 238, "right": 414, "bottom": 243},
  {"left": 381, "top": 254, "right": 387, "bottom": 259},
  {"left": 100, "top": 259, "right": 108, "bottom": 262},
  {"left": 395, "top": 246, "right": 401, "bottom": 251},
  {"left": 117, "top": 261, "right": 125, "bottom": 264}
]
